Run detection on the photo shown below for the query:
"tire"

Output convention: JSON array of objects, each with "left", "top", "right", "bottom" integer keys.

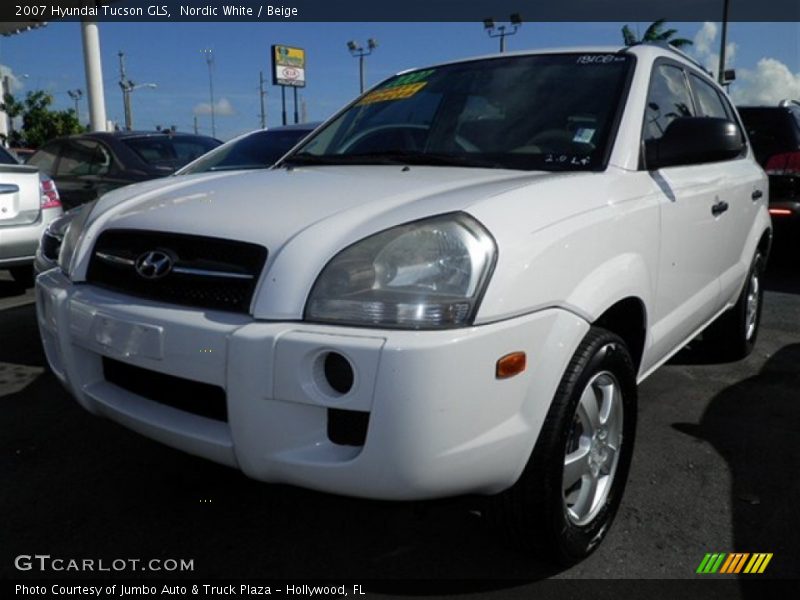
[
  {"left": 489, "top": 327, "right": 638, "bottom": 565},
  {"left": 9, "top": 266, "right": 35, "bottom": 288},
  {"left": 703, "top": 251, "right": 765, "bottom": 361}
]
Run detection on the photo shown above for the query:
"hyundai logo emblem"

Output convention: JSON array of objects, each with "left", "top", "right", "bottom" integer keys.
[{"left": 135, "top": 250, "right": 174, "bottom": 280}]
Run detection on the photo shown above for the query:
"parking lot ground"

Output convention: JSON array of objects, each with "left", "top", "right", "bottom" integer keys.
[{"left": 1, "top": 265, "right": 798, "bottom": 597}]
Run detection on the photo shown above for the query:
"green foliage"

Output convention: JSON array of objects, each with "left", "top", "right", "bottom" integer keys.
[
  {"left": 621, "top": 19, "right": 693, "bottom": 49},
  {"left": 1, "top": 90, "right": 85, "bottom": 148}
]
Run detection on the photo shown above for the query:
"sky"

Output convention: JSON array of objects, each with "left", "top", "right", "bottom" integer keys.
[{"left": 1, "top": 20, "right": 800, "bottom": 141}]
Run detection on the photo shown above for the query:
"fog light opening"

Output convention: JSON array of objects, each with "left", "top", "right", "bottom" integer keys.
[{"left": 316, "top": 351, "right": 355, "bottom": 396}]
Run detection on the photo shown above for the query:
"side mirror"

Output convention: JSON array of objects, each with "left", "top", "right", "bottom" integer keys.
[{"left": 645, "top": 117, "right": 744, "bottom": 170}]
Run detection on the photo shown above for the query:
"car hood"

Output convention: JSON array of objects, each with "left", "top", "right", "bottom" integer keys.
[
  {"left": 89, "top": 165, "right": 551, "bottom": 243},
  {"left": 73, "top": 165, "right": 605, "bottom": 319}
]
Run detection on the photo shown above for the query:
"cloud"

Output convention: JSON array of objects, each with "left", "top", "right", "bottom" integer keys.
[
  {"left": 687, "top": 21, "right": 800, "bottom": 106},
  {"left": 691, "top": 21, "right": 737, "bottom": 80},
  {"left": 0, "top": 65, "right": 27, "bottom": 92},
  {"left": 693, "top": 22, "right": 717, "bottom": 58},
  {"left": 731, "top": 58, "right": 800, "bottom": 105},
  {"left": 193, "top": 97, "right": 235, "bottom": 116}
]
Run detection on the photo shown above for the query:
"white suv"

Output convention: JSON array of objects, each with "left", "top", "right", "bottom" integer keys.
[{"left": 36, "top": 44, "right": 770, "bottom": 564}]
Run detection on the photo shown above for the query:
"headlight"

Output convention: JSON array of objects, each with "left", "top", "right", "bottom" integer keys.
[
  {"left": 305, "top": 213, "right": 496, "bottom": 329},
  {"left": 57, "top": 202, "right": 95, "bottom": 275}
]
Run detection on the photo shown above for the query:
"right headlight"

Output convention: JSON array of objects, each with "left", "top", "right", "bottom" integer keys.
[{"left": 305, "top": 213, "right": 497, "bottom": 329}]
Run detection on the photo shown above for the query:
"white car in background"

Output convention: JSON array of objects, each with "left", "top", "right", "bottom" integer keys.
[
  {"left": 0, "top": 145, "right": 62, "bottom": 286},
  {"left": 36, "top": 43, "right": 770, "bottom": 564}
]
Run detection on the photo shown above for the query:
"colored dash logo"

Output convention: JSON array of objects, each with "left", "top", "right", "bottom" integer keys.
[{"left": 697, "top": 553, "right": 773, "bottom": 574}]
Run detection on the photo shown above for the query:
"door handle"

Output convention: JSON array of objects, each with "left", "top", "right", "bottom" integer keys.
[
  {"left": 0, "top": 184, "right": 20, "bottom": 194},
  {"left": 711, "top": 201, "right": 729, "bottom": 216},
  {"left": 751, "top": 190, "right": 763, "bottom": 201}
]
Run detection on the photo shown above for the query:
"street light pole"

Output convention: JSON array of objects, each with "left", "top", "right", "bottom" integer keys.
[
  {"left": 483, "top": 14, "right": 523, "bottom": 53},
  {"left": 718, "top": 0, "right": 730, "bottom": 85},
  {"left": 67, "top": 89, "right": 83, "bottom": 120},
  {"left": 202, "top": 48, "right": 216, "bottom": 137},
  {"left": 259, "top": 70, "right": 267, "bottom": 129},
  {"left": 359, "top": 53, "right": 365, "bottom": 94},
  {"left": 347, "top": 38, "right": 378, "bottom": 94}
]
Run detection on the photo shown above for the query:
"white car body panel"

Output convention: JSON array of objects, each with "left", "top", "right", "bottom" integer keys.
[{"left": 36, "top": 44, "right": 771, "bottom": 504}]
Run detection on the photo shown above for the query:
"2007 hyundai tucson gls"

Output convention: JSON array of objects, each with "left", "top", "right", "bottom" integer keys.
[{"left": 36, "top": 43, "right": 770, "bottom": 564}]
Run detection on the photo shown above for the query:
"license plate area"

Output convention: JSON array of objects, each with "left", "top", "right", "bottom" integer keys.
[{"left": 90, "top": 313, "right": 164, "bottom": 360}]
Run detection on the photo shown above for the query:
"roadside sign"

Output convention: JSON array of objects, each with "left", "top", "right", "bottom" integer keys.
[{"left": 272, "top": 45, "right": 306, "bottom": 87}]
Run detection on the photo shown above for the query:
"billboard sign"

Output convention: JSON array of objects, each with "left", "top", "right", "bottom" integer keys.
[{"left": 272, "top": 45, "right": 306, "bottom": 87}]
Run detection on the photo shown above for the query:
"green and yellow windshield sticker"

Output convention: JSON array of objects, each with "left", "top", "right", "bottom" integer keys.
[{"left": 357, "top": 69, "right": 435, "bottom": 105}]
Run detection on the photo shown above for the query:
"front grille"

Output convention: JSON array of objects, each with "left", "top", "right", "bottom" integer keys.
[
  {"left": 86, "top": 229, "right": 267, "bottom": 313},
  {"left": 103, "top": 357, "right": 227, "bottom": 422}
]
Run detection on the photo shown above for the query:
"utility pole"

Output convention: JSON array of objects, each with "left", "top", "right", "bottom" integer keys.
[
  {"left": 259, "top": 71, "right": 267, "bottom": 129},
  {"left": 118, "top": 52, "right": 133, "bottom": 130},
  {"left": 193, "top": 115, "right": 198, "bottom": 134},
  {"left": 202, "top": 48, "right": 216, "bottom": 137},
  {"left": 118, "top": 51, "right": 156, "bottom": 131}
]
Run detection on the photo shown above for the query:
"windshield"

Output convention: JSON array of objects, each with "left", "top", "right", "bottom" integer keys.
[
  {"left": 286, "top": 53, "right": 633, "bottom": 171},
  {"left": 178, "top": 127, "right": 315, "bottom": 175}
]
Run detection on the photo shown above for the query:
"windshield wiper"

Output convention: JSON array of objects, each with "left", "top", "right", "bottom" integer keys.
[
  {"left": 281, "top": 153, "right": 357, "bottom": 166},
  {"left": 359, "top": 150, "right": 504, "bottom": 169},
  {"left": 283, "top": 150, "right": 504, "bottom": 169}
]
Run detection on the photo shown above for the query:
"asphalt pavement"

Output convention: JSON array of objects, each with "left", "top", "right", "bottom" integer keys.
[{"left": 1, "top": 264, "right": 798, "bottom": 598}]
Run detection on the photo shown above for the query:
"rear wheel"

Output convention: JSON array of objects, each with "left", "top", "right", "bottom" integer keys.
[
  {"left": 704, "top": 251, "right": 765, "bottom": 360},
  {"left": 490, "top": 328, "right": 637, "bottom": 565},
  {"left": 9, "top": 266, "right": 35, "bottom": 288}
]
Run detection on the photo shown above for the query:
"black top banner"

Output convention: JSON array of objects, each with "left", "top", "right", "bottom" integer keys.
[{"left": 3, "top": 0, "right": 800, "bottom": 23}]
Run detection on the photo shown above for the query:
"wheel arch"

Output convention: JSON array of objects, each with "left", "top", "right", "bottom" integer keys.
[{"left": 592, "top": 297, "right": 647, "bottom": 374}]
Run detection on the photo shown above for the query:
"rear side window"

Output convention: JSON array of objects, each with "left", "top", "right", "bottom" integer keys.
[
  {"left": 56, "top": 140, "right": 112, "bottom": 176},
  {"left": 27, "top": 143, "right": 60, "bottom": 174},
  {"left": 690, "top": 75, "right": 728, "bottom": 118},
  {"left": 644, "top": 64, "right": 694, "bottom": 142}
]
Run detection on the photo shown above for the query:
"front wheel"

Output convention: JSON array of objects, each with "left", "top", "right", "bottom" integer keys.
[{"left": 490, "top": 328, "right": 637, "bottom": 565}]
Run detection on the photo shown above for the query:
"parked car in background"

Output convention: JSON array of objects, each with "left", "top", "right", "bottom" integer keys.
[
  {"left": 0, "top": 145, "right": 62, "bottom": 286},
  {"left": 10, "top": 147, "right": 36, "bottom": 163},
  {"left": 26, "top": 131, "right": 221, "bottom": 210},
  {"left": 176, "top": 123, "right": 320, "bottom": 175},
  {"left": 738, "top": 102, "right": 800, "bottom": 252},
  {"left": 37, "top": 44, "right": 770, "bottom": 565}
]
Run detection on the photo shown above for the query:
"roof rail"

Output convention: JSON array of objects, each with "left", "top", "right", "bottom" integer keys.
[{"left": 627, "top": 40, "right": 709, "bottom": 75}]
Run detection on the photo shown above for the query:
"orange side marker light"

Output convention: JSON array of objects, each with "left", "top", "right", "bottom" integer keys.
[{"left": 496, "top": 351, "right": 527, "bottom": 379}]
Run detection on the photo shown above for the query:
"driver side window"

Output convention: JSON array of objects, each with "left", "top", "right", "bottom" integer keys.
[{"left": 644, "top": 64, "right": 694, "bottom": 142}]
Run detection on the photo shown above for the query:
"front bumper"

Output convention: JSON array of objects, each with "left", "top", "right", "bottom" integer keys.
[{"left": 36, "top": 270, "right": 588, "bottom": 500}]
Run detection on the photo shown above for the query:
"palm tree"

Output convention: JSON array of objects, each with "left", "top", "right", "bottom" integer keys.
[{"left": 622, "top": 19, "right": 693, "bottom": 49}]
